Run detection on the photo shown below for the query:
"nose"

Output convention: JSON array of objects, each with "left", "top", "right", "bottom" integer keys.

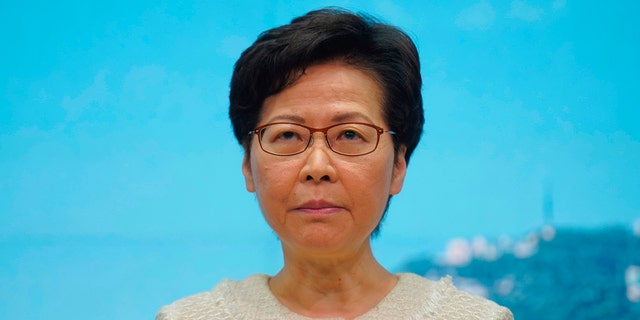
[{"left": 299, "top": 132, "right": 338, "bottom": 183}]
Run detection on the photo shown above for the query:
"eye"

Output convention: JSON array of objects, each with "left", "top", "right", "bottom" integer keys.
[
  {"left": 262, "top": 124, "right": 307, "bottom": 144},
  {"left": 277, "top": 131, "right": 300, "bottom": 141},
  {"left": 329, "top": 124, "right": 379, "bottom": 147},
  {"left": 340, "top": 129, "right": 362, "bottom": 141}
]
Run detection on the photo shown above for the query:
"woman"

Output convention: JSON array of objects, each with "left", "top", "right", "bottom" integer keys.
[{"left": 157, "top": 8, "right": 513, "bottom": 319}]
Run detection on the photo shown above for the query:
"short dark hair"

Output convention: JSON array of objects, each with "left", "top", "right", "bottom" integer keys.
[
  {"left": 229, "top": 8, "right": 423, "bottom": 164},
  {"left": 228, "top": 8, "right": 424, "bottom": 237}
]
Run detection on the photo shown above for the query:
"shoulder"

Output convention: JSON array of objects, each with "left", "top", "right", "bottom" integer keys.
[
  {"left": 155, "top": 274, "right": 271, "bottom": 320},
  {"left": 393, "top": 273, "right": 513, "bottom": 320},
  {"left": 156, "top": 290, "right": 221, "bottom": 320}
]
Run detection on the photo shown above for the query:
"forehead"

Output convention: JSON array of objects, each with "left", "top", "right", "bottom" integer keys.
[{"left": 260, "top": 62, "right": 385, "bottom": 126}]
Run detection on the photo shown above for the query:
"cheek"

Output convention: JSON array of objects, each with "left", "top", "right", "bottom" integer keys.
[
  {"left": 251, "top": 159, "right": 298, "bottom": 200},
  {"left": 372, "top": 154, "right": 396, "bottom": 184},
  {"left": 342, "top": 160, "right": 394, "bottom": 201},
  {"left": 252, "top": 161, "right": 301, "bottom": 226}
]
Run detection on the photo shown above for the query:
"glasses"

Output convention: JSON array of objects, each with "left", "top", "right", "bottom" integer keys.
[{"left": 249, "top": 122, "right": 395, "bottom": 156}]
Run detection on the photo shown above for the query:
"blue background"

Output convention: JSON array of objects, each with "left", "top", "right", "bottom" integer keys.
[{"left": 1, "top": 0, "right": 639, "bottom": 318}]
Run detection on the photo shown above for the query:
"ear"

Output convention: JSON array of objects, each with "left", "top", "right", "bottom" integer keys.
[
  {"left": 242, "top": 153, "right": 256, "bottom": 193},
  {"left": 390, "top": 145, "right": 407, "bottom": 195}
]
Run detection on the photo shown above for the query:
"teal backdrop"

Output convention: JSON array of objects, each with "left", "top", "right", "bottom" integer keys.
[{"left": 1, "top": 1, "right": 639, "bottom": 318}]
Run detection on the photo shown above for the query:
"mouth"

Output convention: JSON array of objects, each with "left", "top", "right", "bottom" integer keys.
[{"left": 294, "top": 200, "right": 344, "bottom": 215}]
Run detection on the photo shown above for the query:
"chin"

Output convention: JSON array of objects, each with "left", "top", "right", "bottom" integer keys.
[{"left": 287, "top": 228, "right": 368, "bottom": 254}]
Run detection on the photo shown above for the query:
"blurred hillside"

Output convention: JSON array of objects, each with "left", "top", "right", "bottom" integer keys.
[{"left": 399, "top": 226, "right": 640, "bottom": 320}]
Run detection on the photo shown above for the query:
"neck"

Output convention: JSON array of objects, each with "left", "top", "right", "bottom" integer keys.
[{"left": 269, "top": 241, "right": 397, "bottom": 319}]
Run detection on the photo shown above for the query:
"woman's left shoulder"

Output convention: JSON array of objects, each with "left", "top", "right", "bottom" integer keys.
[{"left": 395, "top": 273, "right": 514, "bottom": 320}]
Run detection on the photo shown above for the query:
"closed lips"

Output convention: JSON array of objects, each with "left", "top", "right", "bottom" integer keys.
[{"left": 295, "top": 200, "right": 343, "bottom": 213}]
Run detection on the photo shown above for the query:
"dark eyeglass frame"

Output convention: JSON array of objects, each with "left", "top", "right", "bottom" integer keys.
[{"left": 249, "top": 122, "right": 396, "bottom": 156}]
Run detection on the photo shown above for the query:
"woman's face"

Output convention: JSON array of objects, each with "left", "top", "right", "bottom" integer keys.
[{"left": 242, "top": 62, "right": 407, "bottom": 257}]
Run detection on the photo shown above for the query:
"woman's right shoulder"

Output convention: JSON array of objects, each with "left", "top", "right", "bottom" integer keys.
[
  {"left": 155, "top": 274, "right": 270, "bottom": 320},
  {"left": 155, "top": 286, "right": 228, "bottom": 320},
  {"left": 156, "top": 290, "right": 218, "bottom": 320}
]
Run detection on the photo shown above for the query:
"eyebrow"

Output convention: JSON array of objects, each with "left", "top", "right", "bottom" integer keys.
[
  {"left": 331, "top": 112, "right": 374, "bottom": 123},
  {"left": 264, "top": 111, "right": 375, "bottom": 125}
]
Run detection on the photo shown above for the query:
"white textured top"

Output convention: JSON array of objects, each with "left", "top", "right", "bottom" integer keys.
[{"left": 157, "top": 273, "right": 513, "bottom": 319}]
